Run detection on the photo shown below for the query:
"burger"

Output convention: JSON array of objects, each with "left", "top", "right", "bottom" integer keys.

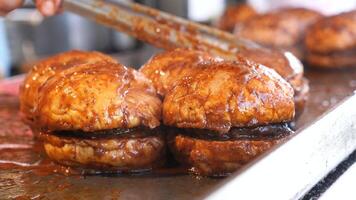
[
  {"left": 141, "top": 49, "right": 295, "bottom": 176},
  {"left": 305, "top": 10, "right": 356, "bottom": 68},
  {"left": 20, "top": 52, "right": 166, "bottom": 172}
]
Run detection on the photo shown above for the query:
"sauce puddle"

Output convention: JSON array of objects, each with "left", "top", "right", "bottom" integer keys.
[{"left": 0, "top": 94, "right": 187, "bottom": 177}]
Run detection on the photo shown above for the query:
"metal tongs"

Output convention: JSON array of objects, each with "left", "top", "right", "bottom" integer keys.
[{"left": 62, "top": 0, "right": 260, "bottom": 60}]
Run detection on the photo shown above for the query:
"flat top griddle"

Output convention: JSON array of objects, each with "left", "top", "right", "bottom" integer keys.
[
  {"left": 0, "top": 1, "right": 355, "bottom": 199},
  {"left": 0, "top": 67, "right": 355, "bottom": 200}
]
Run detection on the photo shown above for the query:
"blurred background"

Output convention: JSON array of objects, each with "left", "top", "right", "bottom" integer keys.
[{"left": 0, "top": 0, "right": 355, "bottom": 78}]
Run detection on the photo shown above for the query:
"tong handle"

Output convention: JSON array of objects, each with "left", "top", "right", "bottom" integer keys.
[{"left": 62, "top": 0, "right": 258, "bottom": 60}]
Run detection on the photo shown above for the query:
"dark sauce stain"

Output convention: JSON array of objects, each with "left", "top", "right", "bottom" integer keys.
[
  {"left": 51, "top": 126, "right": 162, "bottom": 139},
  {"left": 167, "top": 123, "right": 294, "bottom": 141}
]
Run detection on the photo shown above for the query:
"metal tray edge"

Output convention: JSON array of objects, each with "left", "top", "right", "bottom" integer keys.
[{"left": 205, "top": 93, "right": 356, "bottom": 200}]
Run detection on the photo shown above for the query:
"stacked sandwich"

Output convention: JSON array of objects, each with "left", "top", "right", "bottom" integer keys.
[
  {"left": 20, "top": 51, "right": 165, "bottom": 172},
  {"left": 305, "top": 10, "right": 356, "bottom": 68}
]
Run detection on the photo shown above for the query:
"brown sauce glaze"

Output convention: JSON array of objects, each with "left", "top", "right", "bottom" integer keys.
[
  {"left": 35, "top": 62, "right": 161, "bottom": 132},
  {"left": 162, "top": 60, "right": 295, "bottom": 133},
  {"left": 19, "top": 51, "right": 117, "bottom": 128}
]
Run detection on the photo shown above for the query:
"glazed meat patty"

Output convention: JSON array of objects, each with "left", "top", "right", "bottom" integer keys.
[
  {"left": 235, "top": 8, "right": 323, "bottom": 59},
  {"left": 19, "top": 50, "right": 117, "bottom": 127},
  {"left": 168, "top": 124, "right": 293, "bottom": 176},
  {"left": 141, "top": 49, "right": 308, "bottom": 116},
  {"left": 305, "top": 10, "right": 356, "bottom": 68},
  {"left": 36, "top": 62, "right": 161, "bottom": 132},
  {"left": 162, "top": 59, "right": 294, "bottom": 133},
  {"left": 216, "top": 4, "right": 257, "bottom": 32},
  {"left": 40, "top": 129, "right": 166, "bottom": 171}
]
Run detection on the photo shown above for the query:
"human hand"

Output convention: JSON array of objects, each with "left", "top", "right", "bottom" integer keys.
[
  {"left": 0, "top": 0, "right": 62, "bottom": 16},
  {"left": 0, "top": 0, "right": 24, "bottom": 15},
  {"left": 35, "top": 0, "right": 62, "bottom": 16}
]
